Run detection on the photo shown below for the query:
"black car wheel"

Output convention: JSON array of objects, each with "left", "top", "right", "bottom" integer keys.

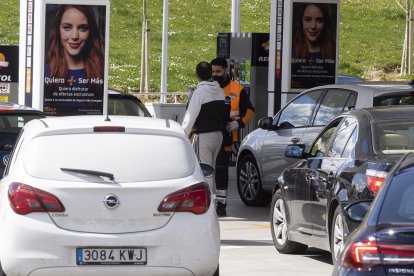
[
  {"left": 237, "top": 155, "right": 270, "bottom": 206},
  {"left": 330, "top": 206, "right": 348, "bottom": 264},
  {"left": 0, "top": 262, "right": 6, "bottom": 276},
  {"left": 270, "top": 190, "right": 308, "bottom": 254},
  {"left": 213, "top": 263, "right": 219, "bottom": 276}
]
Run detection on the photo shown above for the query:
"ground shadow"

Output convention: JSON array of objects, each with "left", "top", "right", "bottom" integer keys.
[
  {"left": 303, "top": 247, "right": 333, "bottom": 265},
  {"left": 220, "top": 239, "right": 274, "bottom": 247}
]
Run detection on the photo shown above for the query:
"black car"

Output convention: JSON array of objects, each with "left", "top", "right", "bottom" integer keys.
[
  {"left": 270, "top": 106, "right": 414, "bottom": 264},
  {"left": 333, "top": 152, "right": 414, "bottom": 275},
  {"left": 108, "top": 90, "right": 152, "bottom": 117},
  {"left": 0, "top": 102, "right": 44, "bottom": 178}
]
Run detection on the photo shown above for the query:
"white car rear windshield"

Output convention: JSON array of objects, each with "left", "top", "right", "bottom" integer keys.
[{"left": 23, "top": 133, "right": 195, "bottom": 182}]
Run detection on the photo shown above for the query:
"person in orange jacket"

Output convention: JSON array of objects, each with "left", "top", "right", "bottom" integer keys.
[{"left": 211, "top": 57, "right": 255, "bottom": 216}]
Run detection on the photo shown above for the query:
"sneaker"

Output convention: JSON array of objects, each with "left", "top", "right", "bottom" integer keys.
[{"left": 216, "top": 203, "right": 227, "bottom": 217}]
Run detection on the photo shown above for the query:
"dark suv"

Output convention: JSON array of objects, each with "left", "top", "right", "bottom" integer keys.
[{"left": 0, "top": 102, "right": 44, "bottom": 178}]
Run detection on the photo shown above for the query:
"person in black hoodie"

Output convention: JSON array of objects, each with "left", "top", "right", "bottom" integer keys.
[{"left": 182, "top": 61, "right": 226, "bottom": 194}]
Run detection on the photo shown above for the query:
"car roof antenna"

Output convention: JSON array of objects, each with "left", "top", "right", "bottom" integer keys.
[{"left": 104, "top": 114, "right": 111, "bottom": 121}]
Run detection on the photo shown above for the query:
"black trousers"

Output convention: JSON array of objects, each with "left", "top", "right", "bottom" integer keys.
[{"left": 215, "top": 144, "right": 231, "bottom": 205}]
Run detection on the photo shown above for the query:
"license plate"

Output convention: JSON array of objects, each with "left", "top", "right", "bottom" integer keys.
[{"left": 76, "top": 248, "right": 147, "bottom": 265}]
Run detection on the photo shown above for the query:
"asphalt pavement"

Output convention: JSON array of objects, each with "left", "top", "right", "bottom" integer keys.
[{"left": 218, "top": 166, "right": 334, "bottom": 276}]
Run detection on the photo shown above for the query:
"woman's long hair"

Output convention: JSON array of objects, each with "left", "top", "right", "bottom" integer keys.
[
  {"left": 292, "top": 3, "right": 335, "bottom": 60},
  {"left": 46, "top": 5, "right": 104, "bottom": 79}
]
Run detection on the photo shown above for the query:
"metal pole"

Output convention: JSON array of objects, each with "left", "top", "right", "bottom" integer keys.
[
  {"left": 231, "top": 0, "right": 240, "bottom": 32},
  {"left": 409, "top": 0, "right": 413, "bottom": 74},
  {"left": 160, "top": 0, "right": 169, "bottom": 103},
  {"left": 144, "top": 20, "right": 150, "bottom": 92},
  {"left": 268, "top": 0, "right": 277, "bottom": 116},
  {"left": 140, "top": 0, "right": 146, "bottom": 92}
]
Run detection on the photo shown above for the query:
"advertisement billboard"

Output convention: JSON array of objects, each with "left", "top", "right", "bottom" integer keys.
[
  {"left": 0, "top": 46, "right": 19, "bottom": 103},
  {"left": 290, "top": 2, "right": 338, "bottom": 89},
  {"left": 43, "top": 3, "right": 107, "bottom": 116}
]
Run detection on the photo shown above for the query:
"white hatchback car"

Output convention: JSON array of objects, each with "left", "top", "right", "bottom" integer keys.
[{"left": 0, "top": 116, "right": 220, "bottom": 276}]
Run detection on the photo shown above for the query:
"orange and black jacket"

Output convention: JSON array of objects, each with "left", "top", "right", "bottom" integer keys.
[{"left": 220, "top": 78, "right": 255, "bottom": 143}]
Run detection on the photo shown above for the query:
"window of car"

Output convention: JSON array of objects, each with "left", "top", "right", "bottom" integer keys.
[
  {"left": 327, "top": 117, "right": 357, "bottom": 158},
  {"left": 1, "top": 113, "right": 44, "bottom": 179},
  {"left": 2, "top": 128, "right": 25, "bottom": 178},
  {"left": 313, "top": 89, "right": 357, "bottom": 126},
  {"left": 0, "top": 113, "right": 44, "bottom": 151},
  {"left": 22, "top": 133, "right": 196, "bottom": 182},
  {"left": 275, "top": 90, "right": 323, "bottom": 128},
  {"left": 309, "top": 120, "right": 340, "bottom": 157},
  {"left": 373, "top": 120, "right": 414, "bottom": 154},
  {"left": 341, "top": 127, "right": 357, "bottom": 158},
  {"left": 378, "top": 168, "right": 414, "bottom": 223},
  {"left": 108, "top": 94, "right": 152, "bottom": 117},
  {"left": 0, "top": 113, "right": 42, "bottom": 128},
  {"left": 374, "top": 94, "right": 414, "bottom": 106}
]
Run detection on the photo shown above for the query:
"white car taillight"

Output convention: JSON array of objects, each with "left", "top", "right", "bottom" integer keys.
[
  {"left": 158, "top": 182, "right": 211, "bottom": 215},
  {"left": 8, "top": 182, "right": 65, "bottom": 215}
]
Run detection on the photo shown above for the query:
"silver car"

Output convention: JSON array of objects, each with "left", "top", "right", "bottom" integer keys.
[{"left": 236, "top": 82, "right": 414, "bottom": 206}]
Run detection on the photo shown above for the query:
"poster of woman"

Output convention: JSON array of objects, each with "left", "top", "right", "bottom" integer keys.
[
  {"left": 43, "top": 4, "right": 106, "bottom": 116},
  {"left": 290, "top": 2, "right": 338, "bottom": 89}
]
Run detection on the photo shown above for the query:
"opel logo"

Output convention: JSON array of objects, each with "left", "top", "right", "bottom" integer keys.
[{"left": 104, "top": 194, "right": 119, "bottom": 209}]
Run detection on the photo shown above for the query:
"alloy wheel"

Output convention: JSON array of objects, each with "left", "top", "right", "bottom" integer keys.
[
  {"left": 333, "top": 212, "right": 344, "bottom": 261},
  {"left": 272, "top": 198, "right": 287, "bottom": 246},
  {"left": 239, "top": 161, "right": 260, "bottom": 201}
]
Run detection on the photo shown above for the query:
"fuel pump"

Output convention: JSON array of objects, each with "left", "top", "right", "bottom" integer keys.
[{"left": 216, "top": 32, "right": 270, "bottom": 135}]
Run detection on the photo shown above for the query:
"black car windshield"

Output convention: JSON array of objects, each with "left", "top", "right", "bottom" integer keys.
[
  {"left": 1, "top": 113, "right": 44, "bottom": 178},
  {"left": 0, "top": 113, "right": 44, "bottom": 151},
  {"left": 373, "top": 120, "right": 414, "bottom": 155},
  {"left": 378, "top": 168, "right": 414, "bottom": 224},
  {"left": 108, "top": 97, "right": 151, "bottom": 117}
]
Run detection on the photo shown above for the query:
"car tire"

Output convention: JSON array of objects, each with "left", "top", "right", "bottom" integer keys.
[
  {"left": 0, "top": 262, "right": 6, "bottom": 276},
  {"left": 270, "top": 190, "right": 308, "bottom": 254},
  {"left": 213, "top": 263, "right": 219, "bottom": 276},
  {"left": 330, "top": 206, "right": 348, "bottom": 264},
  {"left": 237, "top": 155, "right": 271, "bottom": 207}
]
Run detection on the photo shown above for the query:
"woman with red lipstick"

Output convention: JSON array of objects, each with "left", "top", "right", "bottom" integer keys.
[
  {"left": 291, "top": 2, "right": 337, "bottom": 89},
  {"left": 44, "top": 5, "right": 105, "bottom": 116}
]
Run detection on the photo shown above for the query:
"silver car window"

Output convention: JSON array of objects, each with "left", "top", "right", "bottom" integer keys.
[
  {"left": 313, "top": 90, "right": 356, "bottom": 126},
  {"left": 276, "top": 90, "right": 323, "bottom": 128},
  {"left": 374, "top": 94, "right": 414, "bottom": 106}
]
